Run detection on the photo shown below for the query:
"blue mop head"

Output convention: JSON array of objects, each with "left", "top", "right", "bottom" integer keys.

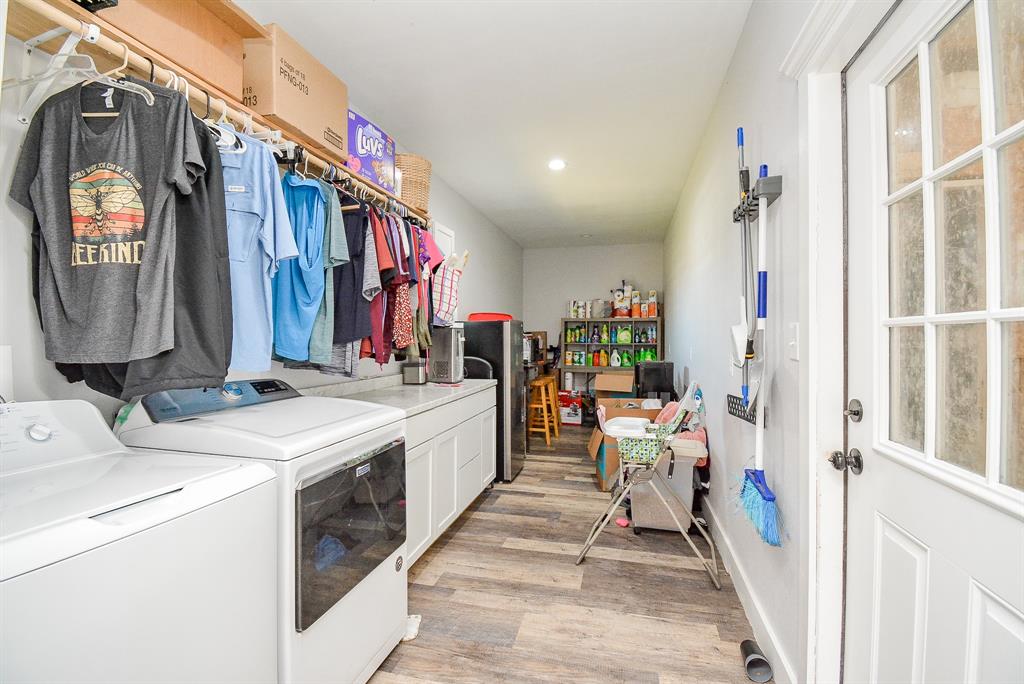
[{"left": 740, "top": 469, "right": 782, "bottom": 547}]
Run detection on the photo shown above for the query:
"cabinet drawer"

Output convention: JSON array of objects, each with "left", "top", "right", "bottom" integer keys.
[
  {"left": 456, "top": 413, "right": 482, "bottom": 467},
  {"left": 407, "top": 388, "right": 496, "bottom": 448}
]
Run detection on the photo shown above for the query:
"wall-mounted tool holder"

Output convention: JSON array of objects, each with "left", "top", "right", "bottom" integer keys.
[{"left": 727, "top": 393, "right": 766, "bottom": 427}]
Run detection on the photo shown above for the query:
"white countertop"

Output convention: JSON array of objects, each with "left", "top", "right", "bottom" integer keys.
[{"left": 343, "top": 379, "right": 497, "bottom": 417}]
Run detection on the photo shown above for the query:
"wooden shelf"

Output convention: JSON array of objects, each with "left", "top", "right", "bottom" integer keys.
[
  {"left": 560, "top": 315, "right": 663, "bottom": 387},
  {"left": 562, "top": 317, "right": 661, "bottom": 323}
]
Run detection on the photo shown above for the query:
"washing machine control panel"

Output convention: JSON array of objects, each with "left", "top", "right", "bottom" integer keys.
[{"left": 140, "top": 380, "right": 301, "bottom": 422}]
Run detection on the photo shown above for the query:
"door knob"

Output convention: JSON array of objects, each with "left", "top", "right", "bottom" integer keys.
[{"left": 828, "top": 448, "right": 864, "bottom": 475}]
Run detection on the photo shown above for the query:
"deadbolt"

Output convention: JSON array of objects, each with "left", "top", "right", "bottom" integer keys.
[
  {"left": 844, "top": 398, "right": 864, "bottom": 423},
  {"left": 828, "top": 448, "right": 864, "bottom": 475}
]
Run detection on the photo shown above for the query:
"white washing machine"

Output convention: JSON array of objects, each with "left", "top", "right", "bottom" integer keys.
[
  {"left": 0, "top": 400, "right": 278, "bottom": 684},
  {"left": 116, "top": 380, "right": 409, "bottom": 684}
]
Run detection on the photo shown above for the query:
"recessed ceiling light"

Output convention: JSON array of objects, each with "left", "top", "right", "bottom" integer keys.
[
  {"left": 548, "top": 158, "right": 567, "bottom": 171},
  {"left": 581, "top": 233, "right": 592, "bottom": 238}
]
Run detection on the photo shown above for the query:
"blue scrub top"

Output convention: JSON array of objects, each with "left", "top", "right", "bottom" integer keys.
[{"left": 273, "top": 172, "right": 328, "bottom": 361}]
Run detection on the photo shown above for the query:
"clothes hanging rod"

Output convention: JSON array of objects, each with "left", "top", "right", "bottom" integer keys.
[{"left": 8, "top": 0, "right": 430, "bottom": 223}]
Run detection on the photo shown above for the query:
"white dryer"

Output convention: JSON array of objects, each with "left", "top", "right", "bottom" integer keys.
[
  {"left": 116, "top": 379, "right": 408, "bottom": 684},
  {"left": 0, "top": 400, "right": 277, "bottom": 684}
]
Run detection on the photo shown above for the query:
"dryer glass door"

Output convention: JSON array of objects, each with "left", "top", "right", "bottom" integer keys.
[{"left": 295, "top": 439, "right": 406, "bottom": 632}]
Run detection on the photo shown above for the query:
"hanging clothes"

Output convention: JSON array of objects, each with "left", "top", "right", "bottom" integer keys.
[
  {"left": 49, "top": 80, "right": 233, "bottom": 400},
  {"left": 323, "top": 209, "right": 381, "bottom": 377},
  {"left": 10, "top": 81, "right": 203, "bottom": 363},
  {"left": 331, "top": 195, "right": 372, "bottom": 344},
  {"left": 274, "top": 172, "right": 327, "bottom": 361},
  {"left": 220, "top": 129, "right": 297, "bottom": 371},
  {"left": 306, "top": 181, "right": 349, "bottom": 364}
]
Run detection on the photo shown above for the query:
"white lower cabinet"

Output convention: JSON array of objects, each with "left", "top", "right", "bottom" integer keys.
[
  {"left": 405, "top": 441, "right": 433, "bottom": 563},
  {"left": 405, "top": 388, "right": 496, "bottom": 566},
  {"left": 431, "top": 426, "right": 458, "bottom": 537},
  {"left": 480, "top": 406, "right": 497, "bottom": 488}
]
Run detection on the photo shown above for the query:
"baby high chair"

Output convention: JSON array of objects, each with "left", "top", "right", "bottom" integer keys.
[{"left": 576, "top": 384, "right": 721, "bottom": 590}]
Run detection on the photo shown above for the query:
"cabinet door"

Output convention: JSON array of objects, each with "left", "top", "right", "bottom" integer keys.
[
  {"left": 406, "top": 441, "right": 434, "bottom": 565},
  {"left": 457, "top": 456, "right": 481, "bottom": 510},
  {"left": 481, "top": 407, "right": 497, "bottom": 487},
  {"left": 431, "top": 426, "right": 458, "bottom": 536}
]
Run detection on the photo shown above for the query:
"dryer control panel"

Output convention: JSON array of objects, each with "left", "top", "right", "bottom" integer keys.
[{"left": 140, "top": 380, "right": 301, "bottom": 423}]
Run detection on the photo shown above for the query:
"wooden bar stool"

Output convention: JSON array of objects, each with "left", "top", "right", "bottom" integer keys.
[
  {"left": 542, "top": 375, "right": 560, "bottom": 438},
  {"left": 528, "top": 378, "right": 553, "bottom": 447}
]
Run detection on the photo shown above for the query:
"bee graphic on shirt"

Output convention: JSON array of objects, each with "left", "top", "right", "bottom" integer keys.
[{"left": 69, "top": 169, "right": 145, "bottom": 242}]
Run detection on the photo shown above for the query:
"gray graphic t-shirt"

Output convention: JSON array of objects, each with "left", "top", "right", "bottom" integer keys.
[{"left": 10, "top": 82, "right": 203, "bottom": 363}]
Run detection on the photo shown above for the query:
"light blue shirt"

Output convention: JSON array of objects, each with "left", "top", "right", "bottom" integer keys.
[
  {"left": 220, "top": 132, "right": 298, "bottom": 372},
  {"left": 273, "top": 172, "right": 327, "bottom": 361}
]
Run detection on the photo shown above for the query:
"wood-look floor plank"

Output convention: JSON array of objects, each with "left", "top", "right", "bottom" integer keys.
[{"left": 378, "top": 425, "right": 760, "bottom": 683}]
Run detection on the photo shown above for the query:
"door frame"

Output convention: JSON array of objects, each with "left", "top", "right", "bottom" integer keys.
[{"left": 783, "top": 1, "right": 900, "bottom": 681}]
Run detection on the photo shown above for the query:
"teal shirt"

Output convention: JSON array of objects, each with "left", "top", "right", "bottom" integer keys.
[{"left": 308, "top": 179, "right": 350, "bottom": 364}]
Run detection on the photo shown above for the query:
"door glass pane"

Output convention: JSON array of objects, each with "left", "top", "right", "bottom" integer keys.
[
  {"left": 937, "top": 323, "right": 987, "bottom": 476},
  {"left": 991, "top": 0, "right": 1024, "bottom": 131},
  {"left": 890, "top": 326, "right": 925, "bottom": 450},
  {"left": 889, "top": 192, "right": 925, "bottom": 317},
  {"left": 1003, "top": 322, "right": 1024, "bottom": 490},
  {"left": 999, "top": 137, "right": 1024, "bottom": 308},
  {"left": 936, "top": 159, "right": 986, "bottom": 313},
  {"left": 887, "top": 59, "right": 922, "bottom": 192},
  {"left": 930, "top": 2, "right": 982, "bottom": 166}
]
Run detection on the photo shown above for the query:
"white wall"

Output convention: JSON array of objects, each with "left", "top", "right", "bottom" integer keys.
[
  {"left": 0, "top": 35, "right": 523, "bottom": 419},
  {"left": 522, "top": 242, "right": 662, "bottom": 341},
  {"left": 661, "top": 2, "right": 813, "bottom": 683},
  {"left": 431, "top": 175, "right": 523, "bottom": 319}
]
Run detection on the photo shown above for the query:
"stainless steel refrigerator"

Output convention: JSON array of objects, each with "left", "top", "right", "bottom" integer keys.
[{"left": 463, "top": 320, "right": 526, "bottom": 482}]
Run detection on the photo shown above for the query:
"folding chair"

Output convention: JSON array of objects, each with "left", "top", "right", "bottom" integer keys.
[{"left": 576, "top": 385, "right": 721, "bottom": 590}]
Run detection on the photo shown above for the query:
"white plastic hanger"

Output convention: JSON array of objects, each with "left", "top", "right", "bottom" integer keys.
[{"left": 5, "top": 24, "right": 153, "bottom": 123}]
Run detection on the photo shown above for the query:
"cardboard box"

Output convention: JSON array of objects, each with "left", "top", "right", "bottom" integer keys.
[
  {"left": 587, "top": 427, "right": 620, "bottom": 491},
  {"left": 595, "top": 373, "right": 633, "bottom": 400},
  {"left": 97, "top": 0, "right": 265, "bottom": 97},
  {"left": 597, "top": 397, "right": 662, "bottom": 422},
  {"left": 558, "top": 390, "right": 583, "bottom": 425},
  {"left": 347, "top": 110, "right": 395, "bottom": 192},
  {"left": 243, "top": 24, "right": 348, "bottom": 158}
]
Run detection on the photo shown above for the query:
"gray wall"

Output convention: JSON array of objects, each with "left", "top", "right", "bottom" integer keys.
[{"left": 661, "top": 2, "right": 813, "bottom": 682}]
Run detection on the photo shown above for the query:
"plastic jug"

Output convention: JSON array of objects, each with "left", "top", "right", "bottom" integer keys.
[{"left": 610, "top": 349, "right": 621, "bottom": 367}]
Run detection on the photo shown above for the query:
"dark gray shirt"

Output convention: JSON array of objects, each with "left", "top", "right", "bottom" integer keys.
[{"left": 10, "top": 82, "right": 203, "bottom": 363}]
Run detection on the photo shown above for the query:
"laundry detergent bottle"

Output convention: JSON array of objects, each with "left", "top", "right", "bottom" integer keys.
[
  {"left": 610, "top": 349, "right": 621, "bottom": 367},
  {"left": 600, "top": 348, "right": 609, "bottom": 366}
]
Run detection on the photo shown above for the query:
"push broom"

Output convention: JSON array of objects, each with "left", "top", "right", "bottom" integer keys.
[{"left": 739, "top": 162, "right": 782, "bottom": 547}]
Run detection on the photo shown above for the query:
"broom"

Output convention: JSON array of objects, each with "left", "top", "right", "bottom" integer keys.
[{"left": 739, "top": 164, "right": 782, "bottom": 547}]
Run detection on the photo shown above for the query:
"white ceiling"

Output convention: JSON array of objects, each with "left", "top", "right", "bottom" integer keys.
[{"left": 238, "top": 0, "right": 751, "bottom": 248}]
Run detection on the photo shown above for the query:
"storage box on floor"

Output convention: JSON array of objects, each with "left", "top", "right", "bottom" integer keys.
[
  {"left": 243, "top": 24, "right": 349, "bottom": 158},
  {"left": 558, "top": 390, "right": 583, "bottom": 425},
  {"left": 631, "top": 436, "right": 703, "bottom": 531},
  {"left": 595, "top": 372, "right": 633, "bottom": 400},
  {"left": 586, "top": 377, "right": 662, "bottom": 491}
]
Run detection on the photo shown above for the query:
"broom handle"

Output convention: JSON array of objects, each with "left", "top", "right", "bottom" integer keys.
[{"left": 754, "top": 168, "right": 769, "bottom": 470}]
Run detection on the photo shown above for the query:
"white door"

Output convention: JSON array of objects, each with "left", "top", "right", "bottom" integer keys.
[{"left": 846, "top": 1, "right": 1024, "bottom": 681}]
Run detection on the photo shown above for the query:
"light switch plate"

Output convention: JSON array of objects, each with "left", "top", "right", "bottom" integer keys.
[{"left": 787, "top": 322, "right": 800, "bottom": 361}]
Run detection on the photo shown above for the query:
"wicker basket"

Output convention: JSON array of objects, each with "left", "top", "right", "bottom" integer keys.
[{"left": 396, "top": 153, "right": 432, "bottom": 212}]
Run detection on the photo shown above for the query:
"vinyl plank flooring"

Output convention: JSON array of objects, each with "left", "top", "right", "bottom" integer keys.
[{"left": 371, "top": 426, "right": 760, "bottom": 684}]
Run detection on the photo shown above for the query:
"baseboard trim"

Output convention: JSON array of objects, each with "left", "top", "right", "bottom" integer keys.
[{"left": 705, "top": 502, "right": 798, "bottom": 684}]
